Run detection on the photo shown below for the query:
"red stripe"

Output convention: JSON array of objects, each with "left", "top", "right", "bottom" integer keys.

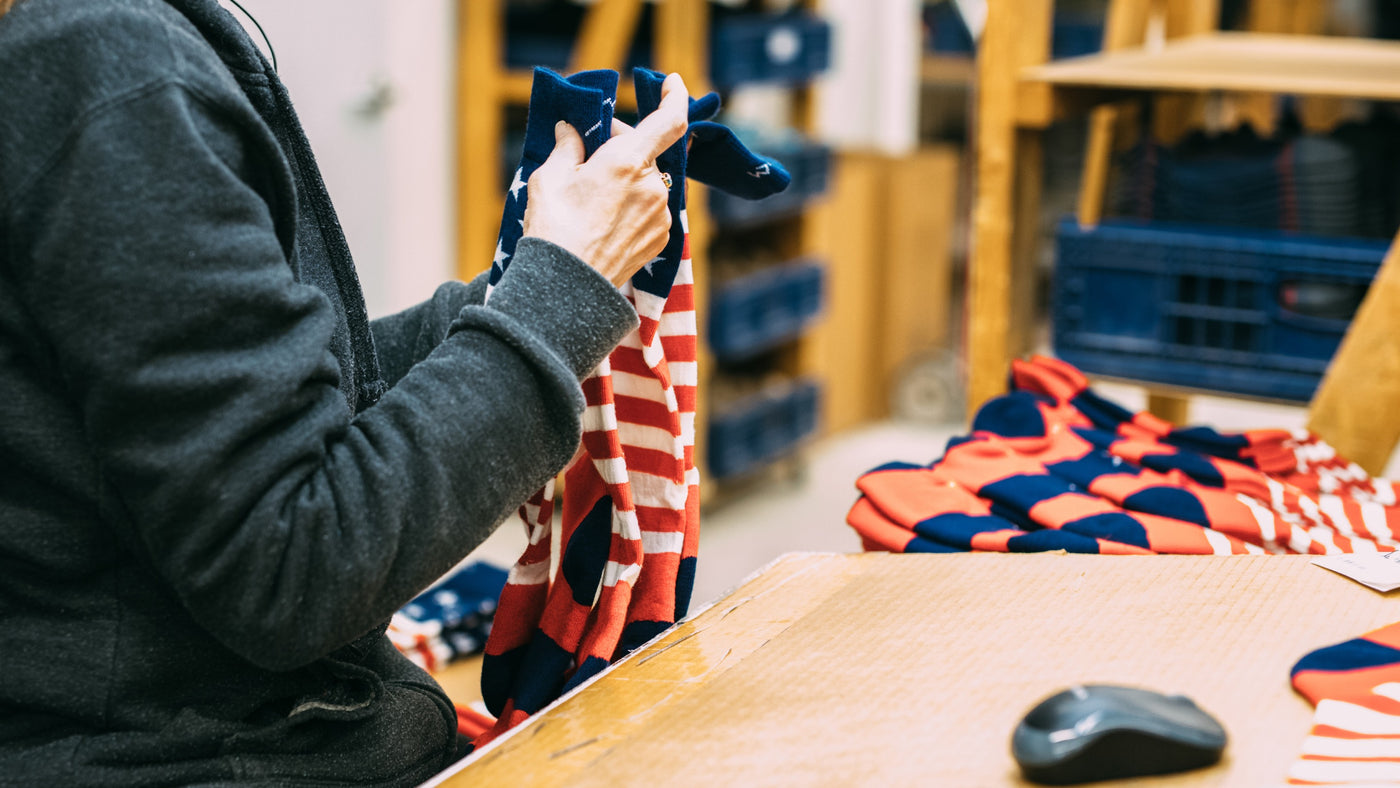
[
  {"left": 614, "top": 394, "right": 676, "bottom": 428},
  {"left": 660, "top": 335, "right": 696, "bottom": 362},
  {"left": 663, "top": 283, "right": 695, "bottom": 313},
  {"left": 622, "top": 447, "right": 684, "bottom": 480}
]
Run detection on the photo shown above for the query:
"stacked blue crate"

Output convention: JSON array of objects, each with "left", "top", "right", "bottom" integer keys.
[
  {"left": 1053, "top": 220, "right": 1386, "bottom": 402},
  {"left": 708, "top": 380, "right": 821, "bottom": 480},
  {"left": 709, "top": 261, "right": 825, "bottom": 362}
]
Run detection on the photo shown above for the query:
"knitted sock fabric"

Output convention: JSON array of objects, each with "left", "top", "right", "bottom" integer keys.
[
  {"left": 477, "top": 68, "right": 788, "bottom": 745},
  {"left": 1010, "top": 355, "right": 1397, "bottom": 505},
  {"left": 387, "top": 561, "right": 509, "bottom": 673},
  {"left": 1287, "top": 621, "right": 1400, "bottom": 785},
  {"left": 851, "top": 357, "right": 1400, "bottom": 557}
]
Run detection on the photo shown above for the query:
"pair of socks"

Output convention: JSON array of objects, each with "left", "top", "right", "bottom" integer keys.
[
  {"left": 1011, "top": 355, "right": 1396, "bottom": 505},
  {"left": 476, "top": 67, "right": 788, "bottom": 746},
  {"left": 386, "top": 561, "right": 508, "bottom": 673}
]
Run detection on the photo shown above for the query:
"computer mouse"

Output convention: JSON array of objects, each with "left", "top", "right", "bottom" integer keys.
[{"left": 1011, "top": 684, "right": 1227, "bottom": 785}]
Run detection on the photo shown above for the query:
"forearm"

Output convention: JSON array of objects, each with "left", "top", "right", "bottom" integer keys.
[{"left": 370, "top": 270, "right": 489, "bottom": 387}]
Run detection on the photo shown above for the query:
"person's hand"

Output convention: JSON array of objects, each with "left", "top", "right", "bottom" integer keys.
[{"left": 522, "top": 73, "right": 689, "bottom": 287}]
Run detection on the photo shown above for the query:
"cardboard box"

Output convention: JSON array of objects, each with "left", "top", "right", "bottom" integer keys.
[{"left": 428, "top": 552, "right": 1400, "bottom": 786}]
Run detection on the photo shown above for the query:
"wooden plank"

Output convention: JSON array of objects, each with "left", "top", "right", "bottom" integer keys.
[
  {"left": 434, "top": 553, "right": 1400, "bottom": 787},
  {"left": 456, "top": 0, "right": 504, "bottom": 280},
  {"left": 1023, "top": 32, "right": 1400, "bottom": 102},
  {"left": 1307, "top": 229, "right": 1400, "bottom": 474},
  {"left": 1008, "top": 128, "right": 1044, "bottom": 362},
  {"left": 1147, "top": 390, "right": 1191, "bottom": 425},
  {"left": 967, "top": 0, "right": 1052, "bottom": 417},
  {"left": 568, "top": 0, "right": 645, "bottom": 73},
  {"left": 1077, "top": 0, "right": 1152, "bottom": 227},
  {"left": 802, "top": 153, "right": 885, "bottom": 433},
  {"left": 1151, "top": 0, "right": 1217, "bottom": 144},
  {"left": 878, "top": 147, "right": 960, "bottom": 399}
]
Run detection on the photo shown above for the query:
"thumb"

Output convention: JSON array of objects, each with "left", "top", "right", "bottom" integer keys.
[{"left": 544, "top": 120, "right": 585, "bottom": 168}]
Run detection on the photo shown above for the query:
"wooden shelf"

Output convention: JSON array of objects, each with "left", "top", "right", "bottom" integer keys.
[{"left": 1023, "top": 32, "right": 1400, "bottom": 101}]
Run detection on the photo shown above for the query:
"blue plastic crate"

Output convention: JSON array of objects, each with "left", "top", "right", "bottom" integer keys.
[
  {"left": 709, "top": 141, "right": 831, "bottom": 227},
  {"left": 1053, "top": 220, "right": 1388, "bottom": 402},
  {"left": 708, "top": 379, "right": 821, "bottom": 480},
  {"left": 709, "top": 260, "right": 825, "bottom": 361},
  {"left": 711, "top": 12, "right": 831, "bottom": 88}
]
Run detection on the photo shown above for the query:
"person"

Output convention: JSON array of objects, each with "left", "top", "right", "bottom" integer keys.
[{"left": 0, "top": 0, "right": 689, "bottom": 784}]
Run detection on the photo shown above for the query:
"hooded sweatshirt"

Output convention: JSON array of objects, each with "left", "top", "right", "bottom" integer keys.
[{"left": 0, "top": 0, "right": 638, "bottom": 784}]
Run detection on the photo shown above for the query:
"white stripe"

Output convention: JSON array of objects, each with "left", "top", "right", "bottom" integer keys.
[
  {"left": 632, "top": 289, "right": 668, "bottom": 322},
  {"left": 1362, "top": 502, "right": 1397, "bottom": 543},
  {"left": 1237, "top": 494, "right": 1278, "bottom": 546},
  {"left": 612, "top": 370, "right": 663, "bottom": 400},
  {"left": 602, "top": 560, "right": 641, "bottom": 588},
  {"left": 1202, "top": 528, "right": 1238, "bottom": 555},
  {"left": 1299, "top": 494, "right": 1325, "bottom": 527},
  {"left": 1351, "top": 536, "right": 1382, "bottom": 554},
  {"left": 582, "top": 402, "right": 620, "bottom": 433},
  {"left": 658, "top": 309, "right": 697, "bottom": 337},
  {"left": 686, "top": 466, "right": 700, "bottom": 487},
  {"left": 1302, "top": 735, "right": 1400, "bottom": 758},
  {"left": 507, "top": 560, "right": 550, "bottom": 586},
  {"left": 679, "top": 208, "right": 689, "bottom": 234},
  {"left": 1267, "top": 478, "right": 1288, "bottom": 514},
  {"left": 629, "top": 469, "right": 690, "bottom": 510},
  {"left": 1314, "top": 699, "right": 1400, "bottom": 735},
  {"left": 672, "top": 259, "right": 693, "bottom": 285},
  {"left": 1307, "top": 526, "right": 1343, "bottom": 555},
  {"left": 1371, "top": 683, "right": 1400, "bottom": 703},
  {"left": 1374, "top": 479, "right": 1396, "bottom": 507},
  {"left": 668, "top": 361, "right": 698, "bottom": 387},
  {"left": 1319, "top": 494, "right": 1357, "bottom": 536},
  {"left": 1289, "top": 759, "right": 1400, "bottom": 783},
  {"left": 641, "top": 530, "right": 685, "bottom": 554},
  {"left": 680, "top": 411, "right": 696, "bottom": 446},
  {"left": 613, "top": 508, "right": 641, "bottom": 541},
  {"left": 619, "top": 422, "right": 684, "bottom": 458},
  {"left": 593, "top": 455, "right": 629, "bottom": 486}
]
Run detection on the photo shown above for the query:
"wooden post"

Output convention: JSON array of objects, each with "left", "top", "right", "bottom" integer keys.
[
  {"left": 1307, "top": 229, "right": 1400, "bottom": 474},
  {"left": 457, "top": 0, "right": 504, "bottom": 280},
  {"left": 569, "top": 0, "right": 645, "bottom": 72},
  {"left": 967, "top": 0, "right": 1052, "bottom": 418}
]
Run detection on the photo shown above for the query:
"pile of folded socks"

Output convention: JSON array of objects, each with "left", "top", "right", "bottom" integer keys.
[
  {"left": 849, "top": 355, "right": 1398, "bottom": 556},
  {"left": 388, "top": 561, "right": 510, "bottom": 673}
]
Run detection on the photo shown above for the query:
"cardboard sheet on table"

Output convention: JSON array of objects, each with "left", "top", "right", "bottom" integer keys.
[{"left": 430, "top": 552, "right": 1400, "bottom": 787}]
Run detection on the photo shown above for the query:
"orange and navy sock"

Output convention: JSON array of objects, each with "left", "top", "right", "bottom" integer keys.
[{"left": 1286, "top": 621, "right": 1400, "bottom": 785}]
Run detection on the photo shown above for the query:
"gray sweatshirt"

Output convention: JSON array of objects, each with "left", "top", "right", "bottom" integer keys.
[{"left": 0, "top": 0, "right": 638, "bottom": 784}]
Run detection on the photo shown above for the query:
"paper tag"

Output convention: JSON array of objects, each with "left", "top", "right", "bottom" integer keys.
[{"left": 1313, "top": 552, "right": 1400, "bottom": 593}]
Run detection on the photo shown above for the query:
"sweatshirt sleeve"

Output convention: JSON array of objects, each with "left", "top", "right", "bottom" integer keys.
[
  {"left": 6, "top": 80, "right": 638, "bottom": 671},
  {"left": 370, "top": 274, "right": 486, "bottom": 388}
]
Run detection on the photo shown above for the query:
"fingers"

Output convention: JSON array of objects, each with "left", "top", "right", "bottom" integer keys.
[
  {"left": 542, "top": 120, "right": 585, "bottom": 170},
  {"left": 611, "top": 117, "right": 634, "bottom": 136},
  {"left": 628, "top": 72, "right": 690, "bottom": 162}
]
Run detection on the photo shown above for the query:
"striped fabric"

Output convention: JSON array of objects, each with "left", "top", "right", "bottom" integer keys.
[
  {"left": 475, "top": 68, "right": 788, "bottom": 746},
  {"left": 851, "top": 357, "right": 1400, "bottom": 557},
  {"left": 1286, "top": 622, "right": 1400, "bottom": 786},
  {"left": 1011, "top": 355, "right": 1398, "bottom": 506}
]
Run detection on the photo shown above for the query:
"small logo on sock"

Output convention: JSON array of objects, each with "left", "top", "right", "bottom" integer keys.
[
  {"left": 748, "top": 163, "right": 771, "bottom": 178},
  {"left": 585, "top": 120, "right": 603, "bottom": 137}
]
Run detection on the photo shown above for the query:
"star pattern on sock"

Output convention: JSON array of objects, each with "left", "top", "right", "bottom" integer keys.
[{"left": 509, "top": 167, "right": 527, "bottom": 201}]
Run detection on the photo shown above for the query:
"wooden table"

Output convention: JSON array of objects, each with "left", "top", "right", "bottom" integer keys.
[{"left": 427, "top": 552, "right": 1400, "bottom": 787}]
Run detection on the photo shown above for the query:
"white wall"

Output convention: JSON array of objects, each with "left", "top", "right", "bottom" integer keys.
[{"left": 222, "top": 0, "right": 457, "bottom": 318}]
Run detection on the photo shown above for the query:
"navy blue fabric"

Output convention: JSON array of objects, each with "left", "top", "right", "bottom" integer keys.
[
  {"left": 561, "top": 495, "right": 615, "bottom": 607},
  {"left": 1046, "top": 452, "right": 1136, "bottom": 488},
  {"left": 1167, "top": 425, "right": 1256, "bottom": 466},
  {"left": 981, "top": 474, "right": 1082, "bottom": 515},
  {"left": 972, "top": 391, "right": 1053, "bottom": 438},
  {"left": 1292, "top": 639, "right": 1400, "bottom": 677},
  {"left": 1006, "top": 529, "right": 1105, "bottom": 554},
  {"left": 1060, "top": 512, "right": 1152, "bottom": 549},
  {"left": 1123, "top": 487, "right": 1211, "bottom": 528}
]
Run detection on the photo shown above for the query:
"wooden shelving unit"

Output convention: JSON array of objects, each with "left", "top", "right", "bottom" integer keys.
[{"left": 967, "top": 0, "right": 1400, "bottom": 471}]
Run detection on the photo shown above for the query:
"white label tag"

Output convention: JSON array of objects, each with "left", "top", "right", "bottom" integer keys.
[{"left": 1313, "top": 552, "right": 1400, "bottom": 593}]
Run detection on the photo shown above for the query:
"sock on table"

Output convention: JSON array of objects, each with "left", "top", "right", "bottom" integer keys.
[
  {"left": 972, "top": 392, "right": 1395, "bottom": 555},
  {"left": 387, "top": 562, "right": 509, "bottom": 673},
  {"left": 1286, "top": 621, "right": 1400, "bottom": 786},
  {"left": 1010, "top": 355, "right": 1398, "bottom": 506},
  {"left": 934, "top": 434, "right": 1264, "bottom": 555},
  {"left": 853, "top": 461, "right": 1151, "bottom": 554},
  {"left": 477, "top": 67, "right": 788, "bottom": 746}
]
